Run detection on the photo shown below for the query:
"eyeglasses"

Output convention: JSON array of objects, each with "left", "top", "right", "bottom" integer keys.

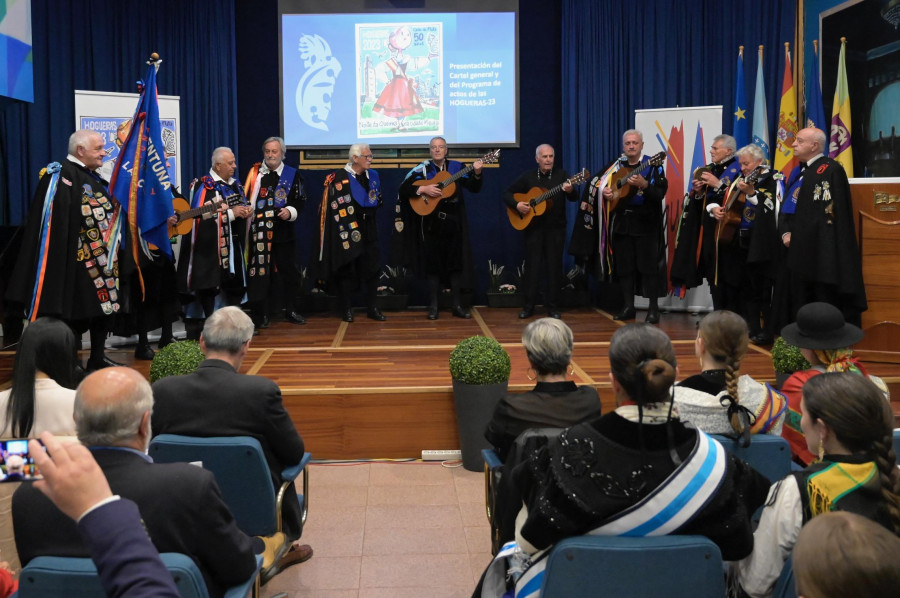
[
  {"left": 710, "top": 146, "right": 724, "bottom": 151},
  {"left": 360, "top": 154, "right": 374, "bottom": 159}
]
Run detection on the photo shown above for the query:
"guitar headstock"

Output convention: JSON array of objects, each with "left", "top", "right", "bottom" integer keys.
[
  {"left": 225, "top": 193, "right": 246, "bottom": 207},
  {"left": 649, "top": 152, "right": 667, "bottom": 167},
  {"left": 481, "top": 149, "right": 501, "bottom": 165},
  {"left": 569, "top": 168, "right": 590, "bottom": 186}
]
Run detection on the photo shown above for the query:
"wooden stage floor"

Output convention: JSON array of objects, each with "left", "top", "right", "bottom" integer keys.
[{"left": 2, "top": 306, "right": 899, "bottom": 459}]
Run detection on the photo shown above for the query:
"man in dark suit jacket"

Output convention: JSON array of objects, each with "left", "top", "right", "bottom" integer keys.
[
  {"left": 151, "top": 306, "right": 312, "bottom": 578},
  {"left": 12, "top": 368, "right": 258, "bottom": 598}
]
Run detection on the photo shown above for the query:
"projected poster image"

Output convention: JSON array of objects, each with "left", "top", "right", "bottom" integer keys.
[
  {"left": 79, "top": 117, "right": 178, "bottom": 186},
  {"left": 282, "top": 12, "right": 516, "bottom": 148},
  {"left": 356, "top": 22, "right": 442, "bottom": 138}
]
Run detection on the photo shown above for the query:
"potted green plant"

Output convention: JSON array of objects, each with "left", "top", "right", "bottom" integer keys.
[
  {"left": 486, "top": 260, "right": 524, "bottom": 308},
  {"left": 449, "top": 335, "right": 511, "bottom": 471},
  {"left": 771, "top": 336, "right": 811, "bottom": 388},
  {"left": 374, "top": 265, "right": 410, "bottom": 310},
  {"left": 149, "top": 340, "right": 205, "bottom": 383}
]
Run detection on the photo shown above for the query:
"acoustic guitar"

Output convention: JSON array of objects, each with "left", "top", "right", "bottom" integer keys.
[
  {"left": 716, "top": 166, "right": 762, "bottom": 245},
  {"left": 606, "top": 152, "right": 667, "bottom": 212},
  {"left": 167, "top": 193, "right": 244, "bottom": 237},
  {"left": 410, "top": 149, "right": 501, "bottom": 216},
  {"left": 507, "top": 168, "right": 590, "bottom": 231}
]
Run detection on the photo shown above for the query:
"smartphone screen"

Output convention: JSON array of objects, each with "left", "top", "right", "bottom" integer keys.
[{"left": 0, "top": 438, "right": 43, "bottom": 481}]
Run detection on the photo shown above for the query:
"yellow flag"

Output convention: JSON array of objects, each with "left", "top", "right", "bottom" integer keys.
[
  {"left": 774, "top": 43, "right": 799, "bottom": 176},
  {"left": 829, "top": 39, "right": 853, "bottom": 177}
]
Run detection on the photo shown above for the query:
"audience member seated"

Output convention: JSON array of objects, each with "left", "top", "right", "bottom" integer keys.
[
  {"left": 779, "top": 302, "right": 889, "bottom": 466},
  {"left": 12, "top": 367, "right": 258, "bottom": 598},
  {"left": 675, "top": 310, "right": 786, "bottom": 442},
  {"left": 792, "top": 511, "right": 900, "bottom": 598},
  {"left": 477, "top": 324, "right": 770, "bottom": 597},
  {"left": 151, "top": 306, "right": 312, "bottom": 579},
  {"left": 733, "top": 372, "right": 900, "bottom": 597},
  {"left": 27, "top": 431, "right": 180, "bottom": 598},
  {"left": 484, "top": 318, "right": 601, "bottom": 461},
  {"left": 0, "top": 317, "right": 78, "bottom": 439}
]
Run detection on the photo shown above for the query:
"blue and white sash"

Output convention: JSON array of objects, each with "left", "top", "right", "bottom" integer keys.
[{"left": 482, "top": 430, "right": 727, "bottom": 598}]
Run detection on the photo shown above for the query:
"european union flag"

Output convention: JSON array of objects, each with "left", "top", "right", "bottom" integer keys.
[
  {"left": 732, "top": 47, "right": 749, "bottom": 147},
  {"left": 109, "top": 59, "right": 175, "bottom": 261},
  {"left": 805, "top": 40, "right": 826, "bottom": 130}
]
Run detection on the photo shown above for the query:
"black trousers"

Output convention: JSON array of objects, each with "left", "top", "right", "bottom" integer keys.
[{"left": 522, "top": 225, "right": 565, "bottom": 309}]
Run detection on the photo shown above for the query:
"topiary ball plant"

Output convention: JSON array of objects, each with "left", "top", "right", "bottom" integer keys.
[
  {"left": 449, "top": 335, "right": 511, "bottom": 385},
  {"left": 149, "top": 340, "right": 205, "bottom": 383},
  {"left": 771, "top": 336, "right": 811, "bottom": 374}
]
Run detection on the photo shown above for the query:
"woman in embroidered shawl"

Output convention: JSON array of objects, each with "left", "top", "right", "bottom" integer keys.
[
  {"left": 779, "top": 302, "right": 889, "bottom": 466},
  {"left": 674, "top": 311, "right": 786, "bottom": 443},
  {"left": 475, "top": 324, "right": 770, "bottom": 598},
  {"left": 733, "top": 372, "right": 900, "bottom": 598}
]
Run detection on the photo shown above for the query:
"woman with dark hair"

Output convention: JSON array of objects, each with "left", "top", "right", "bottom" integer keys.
[
  {"left": 478, "top": 324, "right": 769, "bottom": 597},
  {"left": 779, "top": 302, "right": 889, "bottom": 465},
  {"left": 0, "top": 318, "right": 78, "bottom": 438},
  {"left": 734, "top": 372, "right": 900, "bottom": 597},
  {"left": 484, "top": 318, "right": 601, "bottom": 460},
  {"left": 675, "top": 311, "right": 786, "bottom": 442}
]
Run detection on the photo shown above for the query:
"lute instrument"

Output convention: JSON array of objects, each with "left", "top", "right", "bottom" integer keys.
[
  {"left": 507, "top": 168, "right": 590, "bottom": 231},
  {"left": 716, "top": 166, "right": 763, "bottom": 245},
  {"left": 168, "top": 193, "right": 245, "bottom": 237}
]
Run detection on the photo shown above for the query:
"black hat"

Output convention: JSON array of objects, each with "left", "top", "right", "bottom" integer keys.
[{"left": 780, "top": 302, "right": 864, "bottom": 350}]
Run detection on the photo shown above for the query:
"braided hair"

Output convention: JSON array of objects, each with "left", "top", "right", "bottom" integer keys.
[
  {"left": 802, "top": 372, "right": 900, "bottom": 536},
  {"left": 698, "top": 310, "right": 750, "bottom": 438}
]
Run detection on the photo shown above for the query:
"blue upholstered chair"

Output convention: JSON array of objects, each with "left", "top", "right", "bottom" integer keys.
[
  {"left": 17, "top": 553, "right": 263, "bottom": 598},
  {"left": 148, "top": 435, "right": 311, "bottom": 539},
  {"left": 771, "top": 555, "right": 797, "bottom": 598},
  {"left": 539, "top": 535, "right": 726, "bottom": 597},
  {"left": 711, "top": 433, "right": 792, "bottom": 485}
]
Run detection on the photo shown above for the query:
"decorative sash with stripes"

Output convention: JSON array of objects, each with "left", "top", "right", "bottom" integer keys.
[{"left": 481, "top": 430, "right": 727, "bottom": 598}]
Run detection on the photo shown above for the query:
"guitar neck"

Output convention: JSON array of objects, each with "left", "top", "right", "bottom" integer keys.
[
  {"left": 616, "top": 157, "right": 653, "bottom": 188},
  {"left": 177, "top": 199, "right": 222, "bottom": 221},
  {"left": 441, "top": 163, "right": 475, "bottom": 188},
  {"left": 532, "top": 180, "right": 570, "bottom": 207}
]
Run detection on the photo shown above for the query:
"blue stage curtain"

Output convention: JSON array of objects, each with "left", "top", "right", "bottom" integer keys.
[
  {"left": 561, "top": 0, "right": 796, "bottom": 179},
  {"left": 0, "top": 0, "right": 238, "bottom": 225}
]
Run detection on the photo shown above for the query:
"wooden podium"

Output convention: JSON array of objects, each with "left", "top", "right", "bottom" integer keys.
[{"left": 851, "top": 179, "right": 900, "bottom": 363}]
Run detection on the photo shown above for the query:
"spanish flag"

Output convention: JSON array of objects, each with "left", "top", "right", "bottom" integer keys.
[
  {"left": 774, "top": 43, "right": 799, "bottom": 177},
  {"left": 829, "top": 38, "right": 853, "bottom": 177}
]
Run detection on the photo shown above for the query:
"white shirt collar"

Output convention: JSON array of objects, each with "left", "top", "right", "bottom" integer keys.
[
  {"left": 260, "top": 161, "right": 284, "bottom": 176},
  {"left": 806, "top": 153, "right": 825, "bottom": 167},
  {"left": 67, "top": 154, "right": 90, "bottom": 170},
  {"left": 209, "top": 169, "right": 235, "bottom": 185}
]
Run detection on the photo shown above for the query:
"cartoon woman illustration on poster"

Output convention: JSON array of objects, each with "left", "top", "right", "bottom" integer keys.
[{"left": 373, "top": 26, "right": 435, "bottom": 131}]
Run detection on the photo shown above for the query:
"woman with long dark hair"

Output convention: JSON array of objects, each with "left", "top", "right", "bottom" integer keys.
[
  {"left": 0, "top": 318, "right": 78, "bottom": 438},
  {"left": 734, "top": 372, "right": 900, "bottom": 597}
]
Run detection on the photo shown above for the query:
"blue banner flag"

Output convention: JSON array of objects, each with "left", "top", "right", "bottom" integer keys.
[
  {"left": 732, "top": 47, "right": 749, "bottom": 147},
  {"left": 805, "top": 40, "right": 826, "bottom": 130},
  {"left": 109, "top": 59, "right": 175, "bottom": 261},
  {"left": 751, "top": 46, "right": 770, "bottom": 160}
]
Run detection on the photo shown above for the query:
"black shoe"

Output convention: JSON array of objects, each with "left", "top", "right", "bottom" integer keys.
[
  {"left": 645, "top": 309, "right": 660, "bottom": 324},
  {"left": 518, "top": 306, "right": 534, "bottom": 319},
  {"left": 548, "top": 310, "right": 562, "bottom": 320},
  {"left": 613, "top": 307, "right": 636, "bottom": 321},
  {"left": 285, "top": 310, "right": 307, "bottom": 325},
  {"left": 86, "top": 355, "right": 125, "bottom": 371},
  {"left": 134, "top": 343, "right": 155, "bottom": 361},
  {"left": 342, "top": 309, "right": 354, "bottom": 323},
  {"left": 367, "top": 307, "right": 387, "bottom": 321},
  {"left": 427, "top": 306, "right": 439, "bottom": 320},
  {"left": 750, "top": 333, "right": 774, "bottom": 345},
  {"left": 451, "top": 305, "right": 471, "bottom": 319},
  {"left": 260, "top": 314, "right": 271, "bottom": 329}
]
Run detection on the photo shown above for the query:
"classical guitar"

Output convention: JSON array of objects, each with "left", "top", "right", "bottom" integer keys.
[
  {"left": 410, "top": 149, "right": 501, "bottom": 216},
  {"left": 606, "top": 152, "right": 667, "bottom": 212},
  {"left": 507, "top": 168, "right": 590, "bottom": 231},
  {"left": 716, "top": 166, "right": 762, "bottom": 245},
  {"left": 168, "top": 193, "right": 244, "bottom": 237}
]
